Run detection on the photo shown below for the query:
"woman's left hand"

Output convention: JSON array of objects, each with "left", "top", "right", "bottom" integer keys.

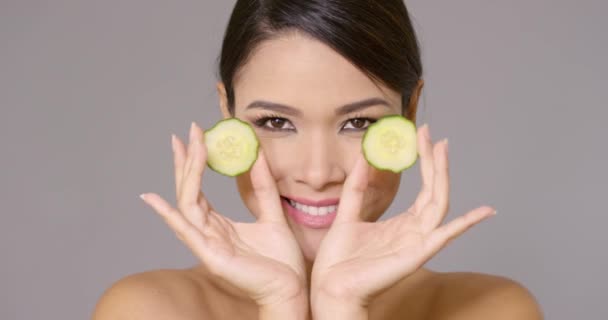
[{"left": 311, "top": 124, "right": 496, "bottom": 312}]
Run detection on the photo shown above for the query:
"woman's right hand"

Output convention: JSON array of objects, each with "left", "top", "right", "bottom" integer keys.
[{"left": 139, "top": 121, "right": 307, "bottom": 308}]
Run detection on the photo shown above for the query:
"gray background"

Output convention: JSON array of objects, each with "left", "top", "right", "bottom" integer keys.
[{"left": 1, "top": 0, "right": 606, "bottom": 319}]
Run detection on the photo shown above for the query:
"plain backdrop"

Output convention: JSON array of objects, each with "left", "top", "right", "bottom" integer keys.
[{"left": 1, "top": 1, "right": 606, "bottom": 319}]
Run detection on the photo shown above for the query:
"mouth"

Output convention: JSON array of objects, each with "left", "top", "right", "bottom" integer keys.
[{"left": 280, "top": 196, "right": 339, "bottom": 229}]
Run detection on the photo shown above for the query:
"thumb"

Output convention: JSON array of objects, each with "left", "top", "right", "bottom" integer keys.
[
  {"left": 250, "top": 149, "right": 287, "bottom": 224},
  {"left": 334, "top": 152, "right": 370, "bottom": 224}
]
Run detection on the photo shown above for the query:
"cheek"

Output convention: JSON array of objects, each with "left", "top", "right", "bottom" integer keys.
[
  {"left": 364, "top": 169, "right": 401, "bottom": 220},
  {"left": 231, "top": 139, "right": 300, "bottom": 220},
  {"left": 259, "top": 138, "right": 294, "bottom": 169},
  {"left": 233, "top": 140, "right": 293, "bottom": 219},
  {"left": 235, "top": 173, "right": 259, "bottom": 218},
  {"left": 370, "top": 166, "right": 401, "bottom": 192}
]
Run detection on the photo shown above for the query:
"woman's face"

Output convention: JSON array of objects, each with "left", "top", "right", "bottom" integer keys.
[{"left": 217, "top": 32, "right": 419, "bottom": 261}]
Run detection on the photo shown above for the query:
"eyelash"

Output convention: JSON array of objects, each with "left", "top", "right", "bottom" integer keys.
[{"left": 252, "top": 113, "right": 377, "bottom": 132}]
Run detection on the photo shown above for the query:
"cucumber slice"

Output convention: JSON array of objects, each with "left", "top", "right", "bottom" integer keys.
[
  {"left": 362, "top": 115, "right": 418, "bottom": 173},
  {"left": 204, "top": 118, "right": 259, "bottom": 177}
]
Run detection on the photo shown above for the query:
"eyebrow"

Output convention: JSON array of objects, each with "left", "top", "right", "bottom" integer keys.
[{"left": 245, "top": 97, "right": 391, "bottom": 117}]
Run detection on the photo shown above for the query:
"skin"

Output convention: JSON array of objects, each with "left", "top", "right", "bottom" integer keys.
[{"left": 92, "top": 31, "right": 543, "bottom": 320}]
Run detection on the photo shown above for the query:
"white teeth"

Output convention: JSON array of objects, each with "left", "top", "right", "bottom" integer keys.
[
  {"left": 309, "top": 206, "right": 319, "bottom": 216},
  {"left": 287, "top": 198, "right": 337, "bottom": 216}
]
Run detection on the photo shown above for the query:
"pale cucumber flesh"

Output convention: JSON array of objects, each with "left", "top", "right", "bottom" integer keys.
[
  {"left": 204, "top": 118, "right": 259, "bottom": 177},
  {"left": 362, "top": 115, "right": 418, "bottom": 173}
]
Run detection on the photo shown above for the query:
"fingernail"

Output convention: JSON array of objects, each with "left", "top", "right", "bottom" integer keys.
[
  {"left": 190, "top": 121, "right": 195, "bottom": 141},
  {"left": 171, "top": 134, "right": 176, "bottom": 152},
  {"left": 139, "top": 193, "right": 148, "bottom": 201},
  {"left": 420, "top": 123, "right": 428, "bottom": 137},
  {"left": 444, "top": 138, "right": 449, "bottom": 154}
]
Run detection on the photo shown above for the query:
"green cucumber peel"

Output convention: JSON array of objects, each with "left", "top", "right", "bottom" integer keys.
[
  {"left": 362, "top": 115, "right": 419, "bottom": 173},
  {"left": 204, "top": 117, "right": 260, "bottom": 177}
]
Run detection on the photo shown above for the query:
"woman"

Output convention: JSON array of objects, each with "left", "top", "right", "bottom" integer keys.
[{"left": 93, "top": 1, "right": 543, "bottom": 319}]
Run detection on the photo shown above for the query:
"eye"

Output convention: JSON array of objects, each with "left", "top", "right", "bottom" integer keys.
[
  {"left": 254, "top": 116, "right": 295, "bottom": 131},
  {"left": 342, "top": 117, "right": 376, "bottom": 131}
]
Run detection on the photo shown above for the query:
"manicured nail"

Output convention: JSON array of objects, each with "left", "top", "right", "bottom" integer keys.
[
  {"left": 171, "top": 134, "right": 176, "bottom": 152},
  {"left": 139, "top": 193, "right": 148, "bottom": 201},
  {"left": 444, "top": 138, "right": 449, "bottom": 154}
]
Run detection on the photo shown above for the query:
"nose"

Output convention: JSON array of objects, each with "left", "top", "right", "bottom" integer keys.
[{"left": 293, "top": 132, "right": 345, "bottom": 190}]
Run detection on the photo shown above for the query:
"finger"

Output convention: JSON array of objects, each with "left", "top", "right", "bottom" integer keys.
[
  {"left": 172, "top": 130, "right": 211, "bottom": 214},
  {"left": 140, "top": 193, "right": 213, "bottom": 263},
  {"left": 250, "top": 149, "right": 287, "bottom": 224},
  {"left": 334, "top": 152, "right": 370, "bottom": 224},
  {"left": 426, "top": 206, "right": 496, "bottom": 251},
  {"left": 172, "top": 133, "right": 187, "bottom": 198},
  {"left": 420, "top": 139, "right": 450, "bottom": 231},
  {"left": 178, "top": 121, "right": 209, "bottom": 226},
  {"left": 182, "top": 122, "right": 197, "bottom": 190},
  {"left": 140, "top": 193, "right": 200, "bottom": 242},
  {"left": 412, "top": 124, "right": 435, "bottom": 214}
]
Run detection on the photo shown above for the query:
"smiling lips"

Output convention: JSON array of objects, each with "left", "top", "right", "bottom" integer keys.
[
  {"left": 281, "top": 196, "right": 340, "bottom": 229},
  {"left": 283, "top": 195, "right": 340, "bottom": 207}
]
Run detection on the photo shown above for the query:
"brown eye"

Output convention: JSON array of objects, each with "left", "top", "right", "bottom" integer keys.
[
  {"left": 351, "top": 118, "right": 366, "bottom": 129},
  {"left": 269, "top": 118, "right": 286, "bottom": 129},
  {"left": 253, "top": 116, "right": 295, "bottom": 131},
  {"left": 343, "top": 118, "right": 375, "bottom": 131}
]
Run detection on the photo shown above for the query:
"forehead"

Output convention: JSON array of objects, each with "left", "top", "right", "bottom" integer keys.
[{"left": 232, "top": 32, "right": 400, "bottom": 112}]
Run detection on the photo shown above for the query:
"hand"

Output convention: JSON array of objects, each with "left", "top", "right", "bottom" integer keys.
[
  {"left": 140, "top": 122, "right": 307, "bottom": 308},
  {"left": 311, "top": 124, "right": 496, "bottom": 310}
]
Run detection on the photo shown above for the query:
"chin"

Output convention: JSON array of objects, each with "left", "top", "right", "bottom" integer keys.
[{"left": 287, "top": 218, "right": 328, "bottom": 261}]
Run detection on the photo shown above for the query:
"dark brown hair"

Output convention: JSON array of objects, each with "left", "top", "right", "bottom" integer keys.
[{"left": 216, "top": 0, "right": 422, "bottom": 120}]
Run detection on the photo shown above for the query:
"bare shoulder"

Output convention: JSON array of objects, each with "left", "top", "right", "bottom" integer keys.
[
  {"left": 428, "top": 271, "right": 544, "bottom": 320},
  {"left": 91, "top": 268, "right": 209, "bottom": 320}
]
